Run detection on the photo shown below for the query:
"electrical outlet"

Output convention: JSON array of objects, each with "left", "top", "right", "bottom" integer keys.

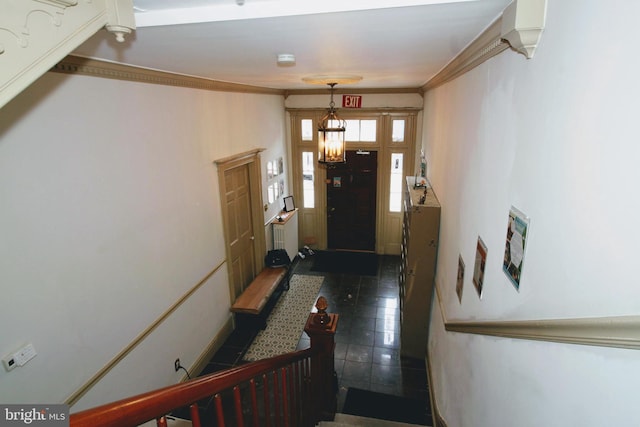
[
  {"left": 174, "top": 358, "right": 181, "bottom": 372},
  {"left": 2, "top": 355, "right": 17, "bottom": 372}
]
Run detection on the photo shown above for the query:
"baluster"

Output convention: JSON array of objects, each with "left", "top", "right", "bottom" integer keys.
[
  {"left": 302, "top": 357, "right": 311, "bottom": 426},
  {"left": 281, "top": 367, "right": 289, "bottom": 427},
  {"left": 214, "top": 394, "right": 226, "bottom": 427},
  {"left": 190, "top": 403, "right": 201, "bottom": 427},
  {"left": 249, "top": 378, "right": 259, "bottom": 427},
  {"left": 262, "top": 373, "right": 271, "bottom": 427},
  {"left": 233, "top": 386, "right": 245, "bottom": 427},
  {"left": 290, "top": 362, "right": 298, "bottom": 425},
  {"left": 273, "top": 370, "right": 280, "bottom": 427}
]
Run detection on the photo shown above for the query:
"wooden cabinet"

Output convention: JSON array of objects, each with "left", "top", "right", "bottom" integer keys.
[{"left": 399, "top": 177, "right": 441, "bottom": 359}]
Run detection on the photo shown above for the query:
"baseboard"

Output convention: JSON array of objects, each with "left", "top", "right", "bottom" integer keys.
[{"left": 426, "top": 356, "right": 448, "bottom": 427}]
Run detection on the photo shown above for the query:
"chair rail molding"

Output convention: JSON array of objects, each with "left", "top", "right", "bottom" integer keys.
[
  {"left": 501, "top": 0, "right": 547, "bottom": 59},
  {"left": 435, "top": 286, "right": 640, "bottom": 351},
  {"left": 0, "top": 0, "right": 135, "bottom": 110}
]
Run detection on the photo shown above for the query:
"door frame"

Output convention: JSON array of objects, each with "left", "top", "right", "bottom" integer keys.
[
  {"left": 214, "top": 148, "right": 267, "bottom": 302},
  {"left": 289, "top": 109, "right": 418, "bottom": 254}
]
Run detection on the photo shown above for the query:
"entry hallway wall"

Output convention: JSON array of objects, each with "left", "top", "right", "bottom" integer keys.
[
  {"left": 0, "top": 72, "right": 287, "bottom": 410},
  {"left": 423, "top": 1, "right": 640, "bottom": 426}
]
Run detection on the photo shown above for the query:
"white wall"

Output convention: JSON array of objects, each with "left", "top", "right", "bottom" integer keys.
[
  {"left": 424, "top": 1, "right": 640, "bottom": 426},
  {"left": 0, "top": 72, "right": 287, "bottom": 409}
]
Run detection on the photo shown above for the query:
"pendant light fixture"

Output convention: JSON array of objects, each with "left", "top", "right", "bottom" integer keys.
[
  {"left": 302, "top": 75, "right": 362, "bottom": 165},
  {"left": 318, "top": 82, "right": 346, "bottom": 165}
]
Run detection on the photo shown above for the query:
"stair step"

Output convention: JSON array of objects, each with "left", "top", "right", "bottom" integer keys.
[{"left": 318, "top": 413, "right": 431, "bottom": 427}]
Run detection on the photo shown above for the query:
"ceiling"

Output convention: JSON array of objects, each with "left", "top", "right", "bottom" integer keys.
[{"left": 72, "top": 0, "right": 512, "bottom": 90}]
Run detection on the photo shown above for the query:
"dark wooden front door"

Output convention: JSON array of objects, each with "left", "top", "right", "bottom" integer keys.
[{"left": 326, "top": 150, "right": 377, "bottom": 251}]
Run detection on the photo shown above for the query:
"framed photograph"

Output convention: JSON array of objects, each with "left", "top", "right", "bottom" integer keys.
[
  {"left": 473, "top": 236, "right": 488, "bottom": 299},
  {"left": 283, "top": 196, "right": 295, "bottom": 212},
  {"left": 503, "top": 206, "right": 530, "bottom": 290},
  {"left": 456, "top": 255, "right": 465, "bottom": 303},
  {"left": 267, "top": 161, "right": 275, "bottom": 179}
]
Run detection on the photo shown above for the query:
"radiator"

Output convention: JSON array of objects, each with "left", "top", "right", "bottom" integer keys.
[{"left": 272, "top": 208, "right": 299, "bottom": 261}]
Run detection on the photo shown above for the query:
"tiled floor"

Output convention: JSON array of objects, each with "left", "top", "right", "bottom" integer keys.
[{"left": 196, "top": 252, "right": 429, "bottom": 413}]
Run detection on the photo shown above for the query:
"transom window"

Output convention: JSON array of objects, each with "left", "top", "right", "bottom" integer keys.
[
  {"left": 345, "top": 119, "right": 377, "bottom": 142},
  {"left": 301, "top": 119, "right": 313, "bottom": 141},
  {"left": 392, "top": 119, "right": 405, "bottom": 142}
]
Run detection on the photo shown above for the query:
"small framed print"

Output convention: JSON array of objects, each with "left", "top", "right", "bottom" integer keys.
[
  {"left": 473, "top": 236, "right": 488, "bottom": 299},
  {"left": 283, "top": 196, "right": 295, "bottom": 212},
  {"left": 503, "top": 206, "right": 530, "bottom": 290},
  {"left": 278, "top": 157, "right": 284, "bottom": 175},
  {"left": 456, "top": 255, "right": 465, "bottom": 303},
  {"left": 267, "top": 161, "right": 275, "bottom": 179}
]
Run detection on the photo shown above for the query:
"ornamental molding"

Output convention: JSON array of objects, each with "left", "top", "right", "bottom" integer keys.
[
  {"left": 0, "top": 0, "right": 135, "bottom": 110},
  {"left": 422, "top": 0, "right": 547, "bottom": 92},
  {"left": 0, "top": 0, "right": 80, "bottom": 54},
  {"left": 500, "top": 0, "right": 547, "bottom": 59},
  {"left": 51, "top": 55, "right": 285, "bottom": 96}
]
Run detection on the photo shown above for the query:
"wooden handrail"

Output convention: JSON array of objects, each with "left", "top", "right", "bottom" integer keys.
[{"left": 71, "top": 297, "right": 338, "bottom": 427}]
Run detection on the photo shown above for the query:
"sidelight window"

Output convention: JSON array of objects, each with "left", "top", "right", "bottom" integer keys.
[
  {"left": 389, "top": 153, "right": 404, "bottom": 212},
  {"left": 302, "top": 151, "right": 315, "bottom": 208}
]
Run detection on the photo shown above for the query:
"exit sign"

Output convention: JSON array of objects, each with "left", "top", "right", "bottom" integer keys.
[{"left": 342, "top": 95, "right": 362, "bottom": 108}]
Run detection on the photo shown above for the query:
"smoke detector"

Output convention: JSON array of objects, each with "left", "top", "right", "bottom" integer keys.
[{"left": 277, "top": 53, "right": 296, "bottom": 67}]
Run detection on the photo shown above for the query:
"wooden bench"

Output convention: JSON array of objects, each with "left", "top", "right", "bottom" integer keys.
[{"left": 230, "top": 267, "right": 289, "bottom": 329}]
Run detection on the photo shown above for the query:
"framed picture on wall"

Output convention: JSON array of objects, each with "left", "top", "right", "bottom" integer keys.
[
  {"left": 456, "top": 255, "right": 465, "bottom": 303},
  {"left": 283, "top": 196, "right": 295, "bottom": 212},
  {"left": 503, "top": 206, "right": 529, "bottom": 290},
  {"left": 473, "top": 236, "right": 487, "bottom": 299}
]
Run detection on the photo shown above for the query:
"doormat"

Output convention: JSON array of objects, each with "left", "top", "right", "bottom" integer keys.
[
  {"left": 243, "top": 274, "right": 324, "bottom": 362},
  {"left": 311, "top": 251, "right": 379, "bottom": 276},
  {"left": 342, "top": 388, "right": 431, "bottom": 425}
]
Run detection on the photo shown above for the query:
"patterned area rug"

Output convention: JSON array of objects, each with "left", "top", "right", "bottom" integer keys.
[{"left": 243, "top": 274, "right": 324, "bottom": 362}]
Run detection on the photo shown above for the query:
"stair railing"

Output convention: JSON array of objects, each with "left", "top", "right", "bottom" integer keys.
[{"left": 70, "top": 297, "right": 338, "bottom": 427}]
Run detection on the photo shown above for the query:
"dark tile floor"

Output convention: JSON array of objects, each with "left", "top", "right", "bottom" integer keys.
[{"left": 195, "top": 252, "right": 429, "bottom": 413}]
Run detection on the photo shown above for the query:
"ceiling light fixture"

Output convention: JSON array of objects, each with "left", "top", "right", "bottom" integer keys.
[
  {"left": 302, "top": 75, "right": 362, "bottom": 85},
  {"left": 317, "top": 82, "right": 346, "bottom": 165}
]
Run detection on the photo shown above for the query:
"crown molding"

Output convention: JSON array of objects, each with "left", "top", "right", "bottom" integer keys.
[
  {"left": 284, "top": 87, "right": 423, "bottom": 97},
  {"left": 422, "top": 17, "right": 509, "bottom": 92},
  {"left": 51, "top": 55, "right": 424, "bottom": 97},
  {"left": 51, "top": 55, "right": 285, "bottom": 96},
  {"left": 423, "top": 0, "right": 546, "bottom": 92}
]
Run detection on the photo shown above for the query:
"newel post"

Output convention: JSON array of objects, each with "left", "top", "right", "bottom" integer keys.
[{"left": 304, "top": 296, "right": 339, "bottom": 422}]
